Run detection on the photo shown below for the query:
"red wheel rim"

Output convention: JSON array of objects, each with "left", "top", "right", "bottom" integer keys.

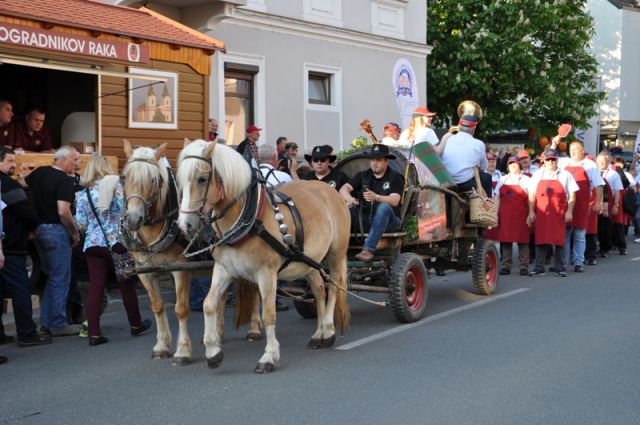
[
  {"left": 485, "top": 248, "right": 498, "bottom": 288},
  {"left": 405, "top": 266, "right": 425, "bottom": 311}
]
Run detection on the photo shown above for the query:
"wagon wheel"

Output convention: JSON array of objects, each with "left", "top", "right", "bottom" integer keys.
[
  {"left": 472, "top": 238, "right": 499, "bottom": 295},
  {"left": 389, "top": 253, "right": 428, "bottom": 323}
]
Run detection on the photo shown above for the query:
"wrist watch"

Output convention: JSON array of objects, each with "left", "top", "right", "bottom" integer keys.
[{"left": 375, "top": 194, "right": 380, "bottom": 201}]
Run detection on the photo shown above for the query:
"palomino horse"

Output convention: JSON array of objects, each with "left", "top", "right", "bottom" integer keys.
[
  {"left": 177, "top": 139, "right": 351, "bottom": 373},
  {"left": 120, "top": 140, "right": 202, "bottom": 366}
]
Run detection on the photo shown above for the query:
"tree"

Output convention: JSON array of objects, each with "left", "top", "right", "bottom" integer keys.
[{"left": 427, "top": 0, "right": 605, "bottom": 137}]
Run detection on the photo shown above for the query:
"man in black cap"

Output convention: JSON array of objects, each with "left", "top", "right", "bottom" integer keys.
[
  {"left": 302, "top": 145, "right": 348, "bottom": 191},
  {"left": 340, "top": 144, "right": 404, "bottom": 261}
]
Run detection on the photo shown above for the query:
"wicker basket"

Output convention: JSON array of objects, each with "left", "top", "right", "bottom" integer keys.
[{"left": 468, "top": 167, "right": 498, "bottom": 227}]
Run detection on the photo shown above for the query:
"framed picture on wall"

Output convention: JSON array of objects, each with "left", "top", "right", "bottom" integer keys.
[{"left": 128, "top": 67, "right": 178, "bottom": 129}]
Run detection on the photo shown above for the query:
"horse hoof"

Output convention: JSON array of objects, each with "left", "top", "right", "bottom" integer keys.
[
  {"left": 246, "top": 332, "right": 262, "bottom": 342},
  {"left": 321, "top": 335, "right": 336, "bottom": 348},
  {"left": 151, "top": 351, "right": 172, "bottom": 360},
  {"left": 207, "top": 351, "right": 224, "bottom": 369},
  {"left": 306, "top": 338, "right": 322, "bottom": 349},
  {"left": 255, "top": 362, "right": 275, "bottom": 374},
  {"left": 172, "top": 357, "right": 191, "bottom": 367}
]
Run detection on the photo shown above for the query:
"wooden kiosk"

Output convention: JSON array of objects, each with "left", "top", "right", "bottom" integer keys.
[{"left": 0, "top": 0, "right": 225, "bottom": 169}]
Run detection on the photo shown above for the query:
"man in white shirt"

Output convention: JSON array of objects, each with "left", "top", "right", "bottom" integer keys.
[
  {"left": 596, "top": 151, "right": 624, "bottom": 257},
  {"left": 438, "top": 115, "right": 492, "bottom": 196},
  {"left": 257, "top": 144, "right": 297, "bottom": 187}
]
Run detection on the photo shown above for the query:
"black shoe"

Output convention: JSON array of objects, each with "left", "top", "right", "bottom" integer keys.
[
  {"left": 89, "top": 336, "right": 109, "bottom": 346},
  {"left": 587, "top": 259, "right": 597, "bottom": 266},
  {"left": 435, "top": 269, "right": 446, "bottom": 276},
  {"left": 549, "top": 266, "right": 557, "bottom": 273},
  {"left": 499, "top": 269, "right": 510, "bottom": 275},
  {"left": 276, "top": 301, "right": 289, "bottom": 312},
  {"left": 0, "top": 334, "right": 15, "bottom": 345},
  {"left": 619, "top": 250, "right": 628, "bottom": 255},
  {"left": 17, "top": 334, "right": 53, "bottom": 347},
  {"left": 39, "top": 326, "right": 50, "bottom": 335},
  {"left": 574, "top": 265, "right": 584, "bottom": 273},
  {"left": 520, "top": 269, "right": 529, "bottom": 276},
  {"left": 0, "top": 355, "right": 7, "bottom": 364},
  {"left": 557, "top": 271, "right": 567, "bottom": 277},
  {"left": 529, "top": 270, "right": 546, "bottom": 277},
  {"left": 599, "top": 251, "right": 608, "bottom": 258},
  {"left": 131, "top": 319, "right": 152, "bottom": 337}
]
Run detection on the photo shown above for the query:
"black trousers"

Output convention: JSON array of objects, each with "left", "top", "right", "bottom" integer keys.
[
  {"left": 585, "top": 234, "right": 598, "bottom": 261},
  {"left": 612, "top": 223, "right": 627, "bottom": 251},
  {"left": 458, "top": 171, "right": 493, "bottom": 198},
  {"left": 597, "top": 215, "right": 613, "bottom": 253}
]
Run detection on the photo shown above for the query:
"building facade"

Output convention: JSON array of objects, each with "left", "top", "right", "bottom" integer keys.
[
  {"left": 110, "top": 0, "right": 429, "bottom": 154},
  {"left": 587, "top": 0, "right": 640, "bottom": 151}
]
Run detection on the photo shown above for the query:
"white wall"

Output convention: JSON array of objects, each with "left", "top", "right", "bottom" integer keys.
[{"left": 619, "top": 10, "right": 640, "bottom": 123}]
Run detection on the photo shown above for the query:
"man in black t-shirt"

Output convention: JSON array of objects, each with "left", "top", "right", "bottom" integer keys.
[
  {"left": 302, "top": 145, "right": 348, "bottom": 191},
  {"left": 25, "top": 146, "right": 82, "bottom": 336},
  {"left": 340, "top": 144, "right": 404, "bottom": 261}
]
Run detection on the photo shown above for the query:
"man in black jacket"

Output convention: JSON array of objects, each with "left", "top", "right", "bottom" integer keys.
[{"left": 0, "top": 147, "right": 51, "bottom": 346}]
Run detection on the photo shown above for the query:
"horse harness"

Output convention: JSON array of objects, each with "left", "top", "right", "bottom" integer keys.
[
  {"left": 182, "top": 155, "right": 327, "bottom": 275},
  {"left": 119, "top": 157, "right": 186, "bottom": 253}
]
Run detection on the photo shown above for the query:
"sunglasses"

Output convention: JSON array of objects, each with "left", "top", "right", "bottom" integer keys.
[
  {"left": 312, "top": 158, "right": 329, "bottom": 163},
  {"left": 544, "top": 158, "right": 557, "bottom": 162}
]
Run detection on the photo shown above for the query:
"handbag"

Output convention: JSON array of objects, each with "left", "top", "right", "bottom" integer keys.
[
  {"left": 86, "top": 188, "right": 136, "bottom": 282},
  {"left": 468, "top": 167, "right": 498, "bottom": 228}
]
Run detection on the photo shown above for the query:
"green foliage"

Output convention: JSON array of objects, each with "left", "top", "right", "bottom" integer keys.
[
  {"left": 427, "top": 0, "right": 605, "bottom": 136},
  {"left": 337, "top": 136, "right": 370, "bottom": 160},
  {"left": 403, "top": 215, "right": 419, "bottom": 240}
]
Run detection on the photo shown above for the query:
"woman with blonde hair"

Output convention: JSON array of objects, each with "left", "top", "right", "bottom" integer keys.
[{"left": 75, "top": 154, "right": 150, "bottom": 346}]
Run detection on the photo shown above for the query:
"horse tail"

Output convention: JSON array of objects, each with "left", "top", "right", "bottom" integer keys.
[
  {"left": 233, "top": 279, "right": 255, "bottom": 329},
  {"left": 333, "top": 257, "right": 351, "bottom": 334}
]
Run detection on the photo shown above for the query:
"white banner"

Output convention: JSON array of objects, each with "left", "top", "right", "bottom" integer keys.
[
  {"left": 575, "top": 115, "right": 599, "bottom": 156},
  {"left": 392, "top": 59, "right": 420, "bottom": 130}
]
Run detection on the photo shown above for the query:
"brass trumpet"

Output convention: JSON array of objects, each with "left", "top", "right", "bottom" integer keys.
[{"left": 448, "top": 100, "right": 483, "bottom": 134}]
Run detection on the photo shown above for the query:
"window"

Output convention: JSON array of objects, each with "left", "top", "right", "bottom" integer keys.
[
  {"left": 224, "top": 64, "right": 257, "bottom": 146},
  {"left": 371, "top": 1, "right": 406, "bottom": 38},
  {"left": 308, "top": 72, "right": 331, "bottom": 105},
  {"left": 303, "top": 0, "right": 343, "bottom": 27}
]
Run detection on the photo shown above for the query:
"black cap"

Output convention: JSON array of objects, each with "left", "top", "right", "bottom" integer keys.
[
  {"left": 304, "top": 145, "right": 336, "bottom": 162},
  {"left": 365, "top": 144, "right": 396, "bottom": 160}
]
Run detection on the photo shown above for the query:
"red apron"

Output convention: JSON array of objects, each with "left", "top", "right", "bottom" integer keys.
[
  {"left": 613, "top": 188, "right": 626, "bottom": 225},
  {"left": 564, "top": 165, "right": 590, "bottom": 229},
  {"left": 495, "top": 181, "right": 530, "bottom": 243},
  {"left": 534, "top": 178, "right": 567, "bottom": 246},
  {"left": 587, "top": 188, "right": 598, "bottom": 235}
]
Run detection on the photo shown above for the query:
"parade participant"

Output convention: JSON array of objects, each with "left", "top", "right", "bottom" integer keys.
[
  {"left": 557, "top": 141, "right": 604, "bottom": 272},
  {"left": 494, "top": 156, "right": 532, "bottom": 275},
  {"left": 398, "top": 107, "right": 439, "bottom": 147},
  {"left": 438, "top": 115, "right": 492, "bottom": 196},
  {"left": 517, "top": 149, "right": 539, "bottom": 176},
  {"left": 0, "top": 99, "right": 14, "bottom": 148},
  {"left": 486, "top": 152, "right": 502, "bottom": 190},
  {"left": 0, "top": 147, "right": 52, "bottom": 347},
  {"left": 25, "top": 146, "right": 82, "bottom": 336},
  {"left": 527, "top": 148, "right": 578, "bottom": 277},
  {"left": 75, "top": 155, "right": 151, "bottom": 346},
  {"left": 596, "top": 151, "right": 624, "bottom": 257},
  {"left": 257, "top": 143, "right": 297, "bottom": 187},
  {"left": 236, "top": 124, "right": 261, "bottom": 162},
  {"left": 340, "top": 144, "right": 404, "bottom": 262},
  {"left": 302, "top": 145, "right": 348, "bottom": 191},
  {"left": 380, "top": 122, "right": 402, "bottom": 146},
  {"left": 11, "top": 107, "right": 53, "bottom": 152}
]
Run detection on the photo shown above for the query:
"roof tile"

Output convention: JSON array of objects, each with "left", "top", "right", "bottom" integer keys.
[{"left": 0, "top": 0, "right": 224, "bottom": 51}]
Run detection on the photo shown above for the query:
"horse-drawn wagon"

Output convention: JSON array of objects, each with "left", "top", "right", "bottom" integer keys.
[{"left": 290, "top": 144, "right": 499, "bottom": 324}]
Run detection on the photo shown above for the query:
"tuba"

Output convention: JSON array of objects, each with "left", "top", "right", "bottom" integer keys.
[{"left": 448, "top": 100, "right": 483, "bottom": 134}]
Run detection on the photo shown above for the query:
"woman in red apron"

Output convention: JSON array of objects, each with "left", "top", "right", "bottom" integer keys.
[
  {"left": 494, "top": 156, "right": 531, "bottom": 275},
  {"left": 527, "top": 149, "right": 578, "bottom": 277}
]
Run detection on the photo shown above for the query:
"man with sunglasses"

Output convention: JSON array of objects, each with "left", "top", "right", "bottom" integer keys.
[
  {"left": 527, "top": 148, "right": 579, "bottom": 277},
  {"left": 340, "top": 144, "right": 404, "bottom": 262},
  {"left": 302, "top": 145, "right": 348, "bottom": 191}
]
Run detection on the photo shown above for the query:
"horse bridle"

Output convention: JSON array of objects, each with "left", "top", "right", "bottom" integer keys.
[{"left": 121, "top": 157, "right": 164, "bottom": 225}]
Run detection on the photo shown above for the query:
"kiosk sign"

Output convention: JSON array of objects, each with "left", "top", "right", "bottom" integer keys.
[{"left": 0, "top": 22, "right": 149, "bottom": 64}]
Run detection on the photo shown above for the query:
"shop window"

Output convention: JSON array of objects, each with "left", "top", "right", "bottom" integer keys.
[
  {"left": 308, "top": 72, "right": 331, "bottom": 105},
  {"left": 224, "top": 64, "right": 257, "bottom": 146}
]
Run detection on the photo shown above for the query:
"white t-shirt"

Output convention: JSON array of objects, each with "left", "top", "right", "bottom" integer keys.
[
  {"left": 557, "top": 157, "right": 604, "bottom": 190},
  {"left": 398, "top": 126, "right": 439, "bottom": 146},
  {"left": 494, "top": 173, "right": 531, "bottom": 197},
  {"left": 625, "top": 171, "right": 636, "bottom": 187},
  {"left": 490, "top": 169, "right": 502, "bottom": 183},
  {"left": 529, "top": 168, "right": 580, "bottom": 198},
  {"left": 601, "top": 168, "right": 624, "bottom": 191},
  {"left": 259, "top": 163, "right": 292, "bottom": 188},
  {"left": 439, "top": 132, "right": 488, "bottom": 184}
]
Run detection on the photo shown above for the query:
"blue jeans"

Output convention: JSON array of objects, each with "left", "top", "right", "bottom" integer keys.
[
  {"left": 37, "top": 224, "right": 72, "bottom": 331},
  {"left": 0, "top": 255, "right": 38, "bottom": 339},
  {"left": 564, "top": 226, "right": 586, "bottom": 267},
  {"left": 351, "top": 203, "right": 401, "bottom": 252}
]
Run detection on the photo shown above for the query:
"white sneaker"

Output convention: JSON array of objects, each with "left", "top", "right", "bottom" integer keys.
[{"left": 634, "top": 237, "right": 640, "bottom": 243}]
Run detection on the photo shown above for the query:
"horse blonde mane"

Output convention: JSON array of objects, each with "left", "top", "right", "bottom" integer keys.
[
  {"left": 122, "top": 146, "right": 168, "bottom": 217},
  {"left": 177, "top": 140, "right": 252, "bottom": 200}
]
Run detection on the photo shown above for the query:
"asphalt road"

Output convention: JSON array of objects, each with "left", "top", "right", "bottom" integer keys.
[{"left": 2, "top": 243, "right": 640, "bottom": 425}]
